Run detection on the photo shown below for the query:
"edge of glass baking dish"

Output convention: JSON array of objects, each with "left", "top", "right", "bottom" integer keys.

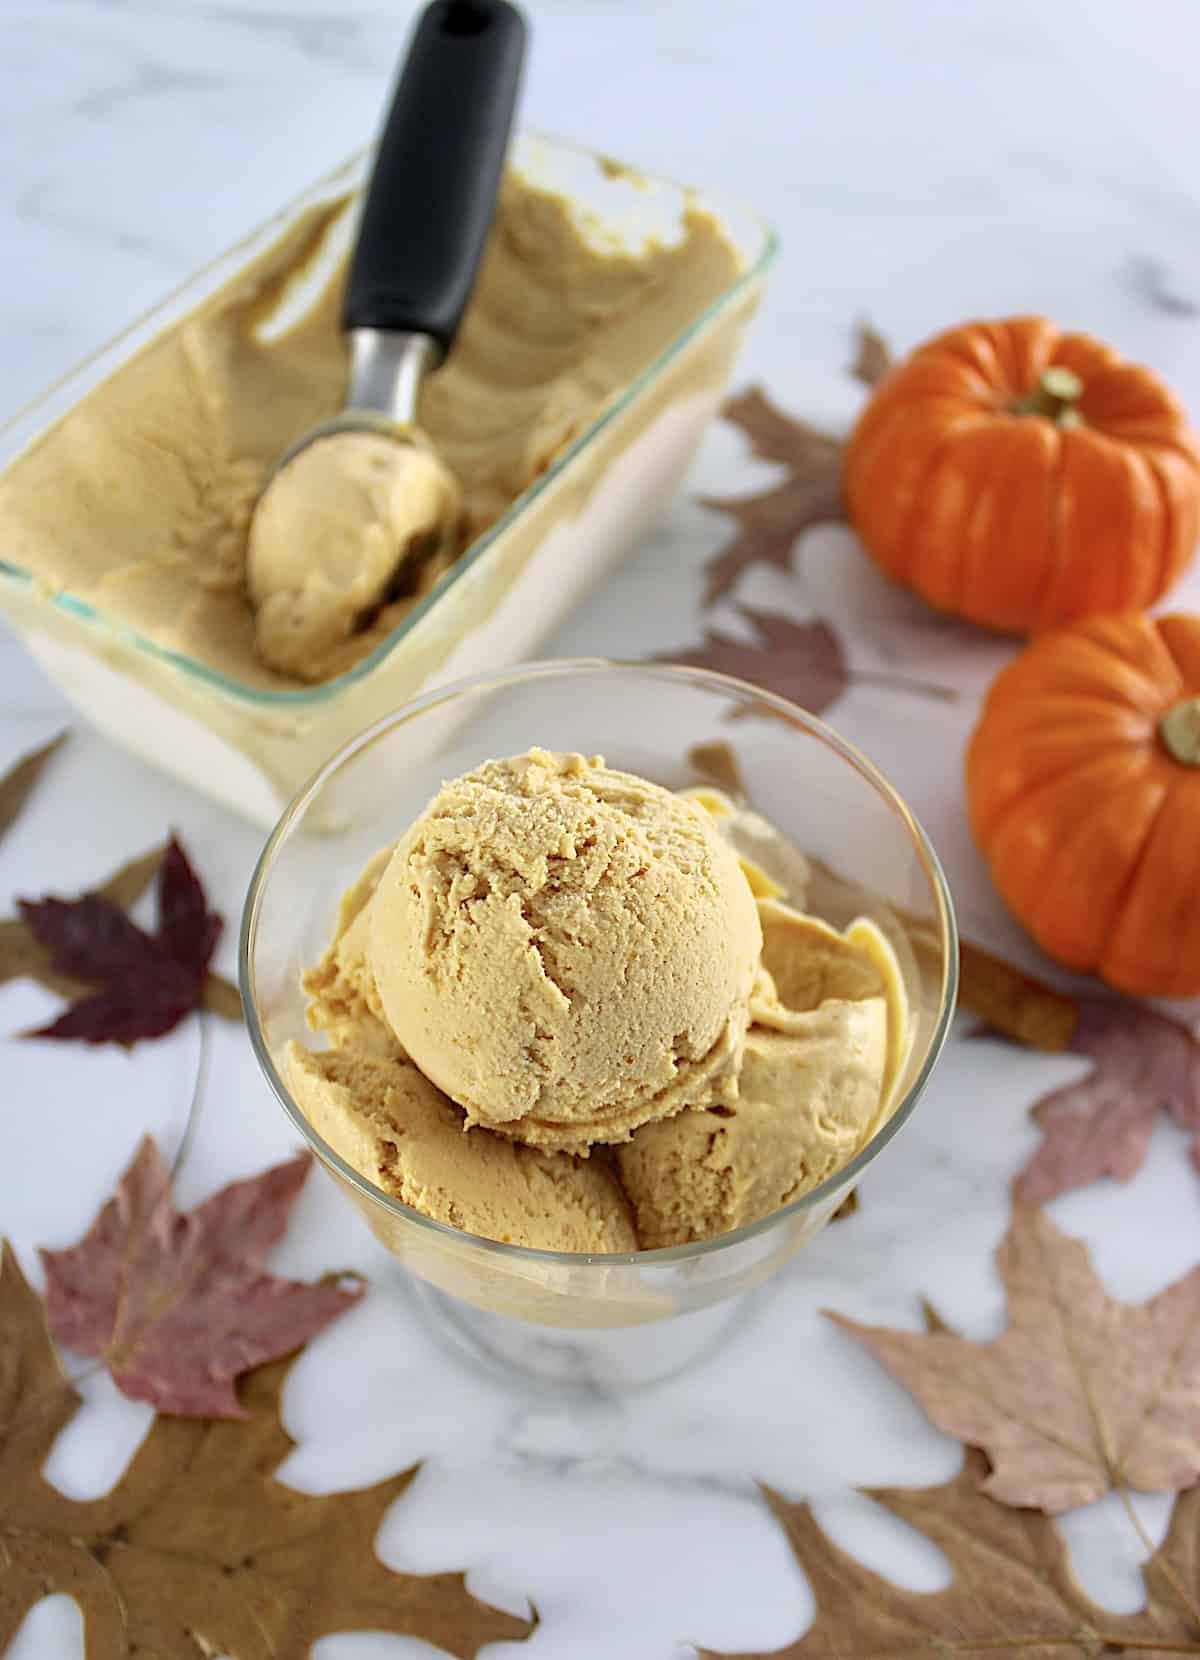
[{"left": 0, "top": 132, "right": 778, "bottom": 708}]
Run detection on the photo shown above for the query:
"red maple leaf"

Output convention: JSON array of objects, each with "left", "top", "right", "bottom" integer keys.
[
  {"left": 1015, "top": 999, "right": 1200, "bottom": 1205},
  {"left": 18, "top": 834, "right": 221, "bottom": 1045},
  {"left": 40, "top": 1136, "right": 363, "bottom": 1417}
]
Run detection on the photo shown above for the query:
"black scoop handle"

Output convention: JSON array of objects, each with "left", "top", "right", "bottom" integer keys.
[{"left": 342, "top": 0, "right": 526, "bottom": 352}]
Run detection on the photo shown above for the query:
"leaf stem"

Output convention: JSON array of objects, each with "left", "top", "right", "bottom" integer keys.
[
  {"left": 1092, "top": 1645, "right": 1200, "bottom": 1655},
  {"left": 1118, "top": 1481, "right": 1200, "bottom": 1629},
  {"left": 850, "top": 668, "right": 959, "bottom": 703},
  {"left": 170, "top": 1013, "right": 211, "bottom": 1182}
]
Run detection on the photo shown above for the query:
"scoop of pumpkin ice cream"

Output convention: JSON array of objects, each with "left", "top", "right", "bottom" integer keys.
[
  {"left": 302, "top": 845, "right": 397, "bottom": 1055},
  {"left": 751, "top": 901, "right": 913, "bottom": 1109},
  {"left": 247, "top": 430, "right": 460, "bottom": 681},
  {"left": 616, "top": 898, "right": 897, "bottom": 1247},
  {"left": 367, "top": 748, "right": 763, "bottom": 1153},
  {"left": 616, "top": 1005, "right": 888, "bottom": 1248},
  {"left": 285, "top": 1043, "right": 637, "bottom": 1253},
  {"left": 753, "top": 901, "right": 886, "bottom": 1014}
]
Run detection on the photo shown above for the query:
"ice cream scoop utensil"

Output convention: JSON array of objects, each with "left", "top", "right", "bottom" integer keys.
[
  {"left": 271, "top": 0, "right": 527, "bottom": 472},
  {"left": 247, "top": 0, "right": 526, "bottom": 679}
]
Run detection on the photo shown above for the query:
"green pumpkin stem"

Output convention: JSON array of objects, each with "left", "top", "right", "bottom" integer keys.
[
  {"left": 1011, "top": 366, "right": 1085, "bottom": 428},
  {"left": 1161, "top": 696, "right": 1200, "bottom": 766}
]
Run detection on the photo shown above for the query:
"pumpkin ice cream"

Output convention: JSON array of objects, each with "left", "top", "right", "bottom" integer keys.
[
  {"left": 365, "top": 749, "right": 762, "bottom": 1153},
  {"left": 290, "top": 753, "right": 911, "bottom": 1253},
  {"left": 0, "top": 172, "right": 740, "bottom": 690},
  {"left": 246, "top": 431, "right": 461, "bottom": 681},
  {"left": 285, "top": 1044, "right": 636, "bottom": 1253},
  {"left": 615, "top": 911, "right": 898, "bottom": 1248}
]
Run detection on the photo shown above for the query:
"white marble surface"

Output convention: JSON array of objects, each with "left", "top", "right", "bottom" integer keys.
[{"left": 3, "top": 2, "right": 1200, "bottom": 1656}]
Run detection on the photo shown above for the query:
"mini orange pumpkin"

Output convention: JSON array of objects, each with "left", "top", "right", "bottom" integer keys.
[
  {"left": 966, "top": 611, "right": 1200, "bottom": 998},
  {"left": 844, "top": 317, "right": 1200, "bottom": 633}
]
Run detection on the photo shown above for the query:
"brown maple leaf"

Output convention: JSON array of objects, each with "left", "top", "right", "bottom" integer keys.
[
  {"left": 0, "top": 1243, "right": 536, "bottom": 1658},
  {"left": 41, "top": 1136, "right": 362, "bottom": 1417},
  {"left": 661, "top": 610, "right": 849, "bottom": 715},
  {"left": 848, "top": 320, "right": 894, "bottom": 388},
  {"left": 829, "top": 1205, "right": 1200, "bottom": 1514},
  {"left": 657, "top": 606, "right": 955, "bottom": 719},
  {"left": 0, "top": 841, "right": 242, "bottom": 1029},
  {"left": 0, "top": 730, "right": 67, "bottom": 843},
  {"left": 687, "top": 740, "right": 748, "bottom": 799},
  {"left": 699, "top": 324, "right": 893, "bottom": 606},
  {"left": 953, "top": 938, "right": 1080, "bottom": 1052},
  {"left": 1015, "top": 999, "right": 1200, "bottom": 1205},
  {"left": 701, "top": 1447, "right": 1200, "bottom": 1659},
  {"left": 700, "top": 390, "right": 845, "bottom": 606}
]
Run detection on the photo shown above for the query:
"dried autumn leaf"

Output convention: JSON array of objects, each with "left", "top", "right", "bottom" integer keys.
[
  {"left": 41, "top": 1135, "right": 362, "bottom": 1417},
  {"left": 0, "top": 1243, "right": 535, "bottom": 1659},
  {"left": 0, "top": 844, "right": 162, "bottom": 1000},
  {"left": 18, "top": 833, "right": 222, "bottom": 1044},
  {"left": 700, "top": 390, "right": 845, "bottom": 606},
  {"left": 0, "top": 843, "right": 241, "bottom": 1026},
  {"left": 95, "top": 845, "right": 166, "bottom": 911},
  {"left": 687, "top": 740, "right": 747, "bottom": 799},
  {"left": 200, "top": 969, "right": 245, "bottom": 1020},
  {"left": 700, "top": 326, "right": 892, "bottom": 605},
  {"left": 829, "top": 1204, "right": 1200, "bottom": 1513},
  {"left": 702, "top": 1447, "right": 1200, "bottom": 1659},
  {"left": 0, "top": 730, "right": 67, "bottom": 843},
  {"left": 831, "top": 1188, "right": 859, "bottom": 1222},
  {"left": 661, "top": 610, "right": 849, "bottom": 715},
  {"left": 1015, "top": 999, "right": 1200, "bottom": 1205},
  {"left": 848, "top": 320, "right": 894, "bottom": 388},
  {"left": 157, "top": 835, "right": 221, "bottom": 974},
  {"left": 658, "top": 607, "right": 955, "bottom": 720},
  {"left": 953, "top": 939, "right": 1079, "bottom": 1052}
]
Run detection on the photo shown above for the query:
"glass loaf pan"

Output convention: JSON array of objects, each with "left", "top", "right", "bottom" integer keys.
[{"left": 0, "top": 135, "right": 776, "bottom": 826}]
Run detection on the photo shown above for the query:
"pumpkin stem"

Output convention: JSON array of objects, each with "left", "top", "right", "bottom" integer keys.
[
  {"left": 1010, "top": 366, "right": 1085, "bottom": 428},
  {"left": 1161, "top": 696, "right": 1200, "bottom": 766}
]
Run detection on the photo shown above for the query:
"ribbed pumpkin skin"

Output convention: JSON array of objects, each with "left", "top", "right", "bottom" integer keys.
[
  {"left": 966, "top": 611, "right": 1200, "bottom": 998},
  {"left": 844, "top": 317, "right": 1200, "bottom": 634}
]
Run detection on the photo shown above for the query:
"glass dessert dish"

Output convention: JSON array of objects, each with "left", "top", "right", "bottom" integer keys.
[
  {"left": 0, "top": 136, "right": 775, "bottom": 828},
  {"left": 240, "top": 661, "right": 957, "bottom": 1387}
]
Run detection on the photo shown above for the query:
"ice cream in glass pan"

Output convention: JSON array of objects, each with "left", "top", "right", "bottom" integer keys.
[{"left": 0, "top": 2, "right": 774, "bottom": 824}]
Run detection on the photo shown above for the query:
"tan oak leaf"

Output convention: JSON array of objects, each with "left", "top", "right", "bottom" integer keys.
[
  {"left": 0, "top": 1242, "right": 536, "bottom": 1659},
  {"left": 702, "top": 1448, "right": 1200, "bottom": 1658},
  {"left": 829, "top": 1205, "right": 1200, "bottom": 1513}
]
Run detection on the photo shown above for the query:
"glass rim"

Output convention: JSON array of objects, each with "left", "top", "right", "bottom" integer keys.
[
  {"left": 239, "top": 657, "right": 959, "bottom": 1267},
  {"left": 0, "top": 132, "right": 778, "bottom": 709}
]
